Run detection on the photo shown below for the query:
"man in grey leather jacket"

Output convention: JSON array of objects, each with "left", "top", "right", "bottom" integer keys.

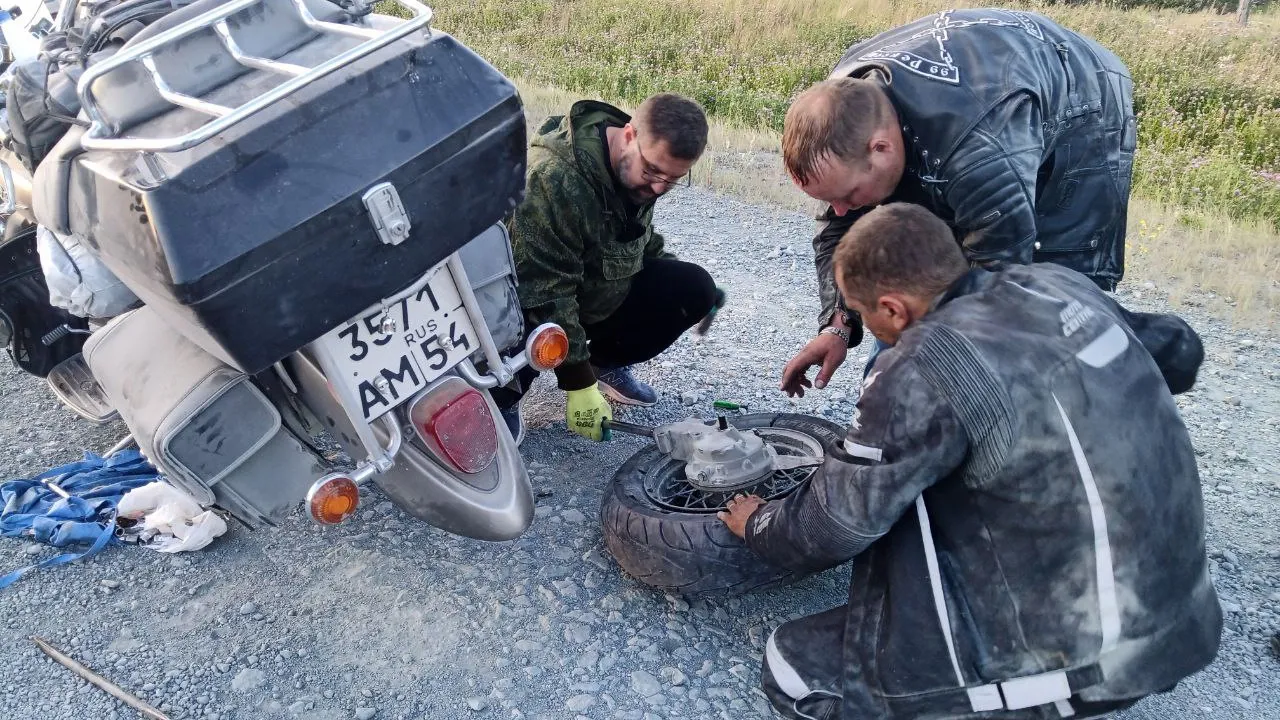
[
  {"left": 722, "top": 204, "right": 1221, "bottom": 720},
  {"left": 779, "top": 8, "right": 1137, "bottom": 397}
]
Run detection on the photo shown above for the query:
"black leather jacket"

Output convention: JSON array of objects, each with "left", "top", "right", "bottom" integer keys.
[
  {"left": 748, "top": 264, "right": 1220, "bottom": 718},
  {"left": 813, "top": 9, "right": 1137, "bottom": 336}
]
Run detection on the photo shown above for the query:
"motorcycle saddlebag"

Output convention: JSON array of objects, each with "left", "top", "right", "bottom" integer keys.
[
  {"left": 54, "top": 0, "right": 527, "bottom": 374},
  {"left": 84, "top": 303, "right": 325, "bottom": 528}
]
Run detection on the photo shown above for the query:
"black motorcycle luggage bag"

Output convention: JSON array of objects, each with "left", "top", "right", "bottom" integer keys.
[{"left": 59, "top": 4, "right": 527, "bottom": 374}]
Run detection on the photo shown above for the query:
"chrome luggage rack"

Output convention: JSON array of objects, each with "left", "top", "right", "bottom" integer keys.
[{"left": 75, "top": 0, "right": 433, "bottom": 153}]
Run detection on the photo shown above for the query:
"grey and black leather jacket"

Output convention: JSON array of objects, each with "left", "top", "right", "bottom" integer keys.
[{"left": 748, "top": 264, "right": 1221, "bottom": 718}]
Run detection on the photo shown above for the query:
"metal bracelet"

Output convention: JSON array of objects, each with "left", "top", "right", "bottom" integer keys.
[{"left": 820, "top": 325, "right": 851, "bottom": 344}]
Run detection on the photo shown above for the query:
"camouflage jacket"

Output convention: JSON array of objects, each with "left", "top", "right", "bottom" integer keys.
[{"left": 506, "top": 100, "right": 674, "bottom": 390}]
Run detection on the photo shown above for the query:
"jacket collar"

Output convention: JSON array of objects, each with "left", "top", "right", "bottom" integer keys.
[
  {"left": 531, "top": 100, "right": 639, "bottom": 212},
  {"left": 931, "top": 268, "right": 997, "bottom": 312}
]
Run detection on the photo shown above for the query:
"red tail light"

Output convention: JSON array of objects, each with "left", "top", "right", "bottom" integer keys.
[{"left": 408, "top": 378, "right": 498, "bottom": 474}]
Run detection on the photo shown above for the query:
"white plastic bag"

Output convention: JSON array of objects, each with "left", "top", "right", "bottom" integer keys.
[
  {"left": 0, "top": 7, "right": 42, "bottom": 63},
  {"left": 118, "top": 481, "right": 228, "bottom": 553},
  {"left": 36, "top": 224, "right": 140, "bottom": 319}
]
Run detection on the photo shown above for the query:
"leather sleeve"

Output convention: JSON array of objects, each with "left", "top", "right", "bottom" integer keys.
[
  {"left": 1050, "top": 263, "right": 1206, "bottom": 395},
  {"left": 811, "top": 205, "right": 866, "bottom": 346},
  {"left": 745, "top": 347, "right": 968, "bottom": 572},
  {"left": 944, "top": 95, "right": 1044, "bottom": 269}
]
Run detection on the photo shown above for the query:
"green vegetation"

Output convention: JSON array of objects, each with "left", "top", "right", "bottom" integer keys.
[{"left": 418, "top": 0, "right": 1280, "bottom": 230}]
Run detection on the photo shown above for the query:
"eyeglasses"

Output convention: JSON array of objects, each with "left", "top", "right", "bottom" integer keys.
[{"left": 635, "top": 134, "right": 692, "bottom": 189}]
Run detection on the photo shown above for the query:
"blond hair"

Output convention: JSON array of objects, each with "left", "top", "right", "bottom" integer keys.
[{"left": 782, "top": 78, "right": 897, "bottom": 185}]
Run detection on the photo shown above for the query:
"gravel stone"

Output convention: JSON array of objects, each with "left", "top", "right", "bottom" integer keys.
[
  {"left": 230, "top": 669, "right": 265, "bottom": 693},
  {"left": 564, "top": 624, "right": 592, "bottom": 644},
  {"left": 660, "top": 666, "right": 688, "bottom": 686},
  {"left": 631, "top": 671, "right": 662, "bottom": 698}
]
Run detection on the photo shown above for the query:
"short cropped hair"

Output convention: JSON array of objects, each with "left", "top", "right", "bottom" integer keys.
[
  {"left": 834, "top": 203, "right": 967, "bottom": 308},
  {"left": 633, "top": 93, "right": 709, "bottom": 161},
  {"left": 782, "top": 78, "right": 897, "bottom": 185}
]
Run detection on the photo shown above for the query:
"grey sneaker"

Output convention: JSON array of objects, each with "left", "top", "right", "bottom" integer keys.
[{"left": 594, "top": 365, "right": 658, "bottom": 407}]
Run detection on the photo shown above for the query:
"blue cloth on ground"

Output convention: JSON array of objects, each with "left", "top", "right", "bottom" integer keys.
[{"left": 1, "top": 449, "right": 160, "bottom": 589}]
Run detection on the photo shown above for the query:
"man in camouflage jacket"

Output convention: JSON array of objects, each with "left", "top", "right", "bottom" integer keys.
[
  {"left": 495, "top": 94, "right": 719, "bottom": 443},
  {"left": 722, "top": 204, "right": 1220, "bottom": 720}
]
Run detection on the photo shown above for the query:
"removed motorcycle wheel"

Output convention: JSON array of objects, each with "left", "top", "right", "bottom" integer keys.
[{"left": 600, "top": 413, "right": 844, "bottom": 597}]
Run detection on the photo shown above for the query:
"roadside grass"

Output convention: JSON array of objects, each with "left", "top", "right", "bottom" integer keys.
[{"left": 426, "top": 0, "right": 1280, "bottom": 235}]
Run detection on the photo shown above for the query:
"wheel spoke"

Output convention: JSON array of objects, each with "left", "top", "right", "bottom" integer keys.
[{"left": 644, "top": 426, "right": 825, "bottom": 513}]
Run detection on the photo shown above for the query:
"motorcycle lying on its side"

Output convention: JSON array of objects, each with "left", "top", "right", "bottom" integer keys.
[{"left": 0, "top": 0, "right": 570, "bottom": 540}]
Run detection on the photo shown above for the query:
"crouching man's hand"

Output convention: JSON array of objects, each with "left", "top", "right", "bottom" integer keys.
[
  {"left": 566, "top": 383, "right": 612, "bottom": 441},
  {"left": 780, "top": 332, "right": 847, "bottom": 397},
  {"left": 718, "top": 494, "right": 765, "bottom": 540}
]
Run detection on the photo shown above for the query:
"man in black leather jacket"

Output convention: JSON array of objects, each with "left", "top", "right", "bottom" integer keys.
[
  {"left": 779, "top": 8, "right": 1137, "bottom": 398},
  {"left": 722, "top": 203, "right": 1220, "bottom": 720}
]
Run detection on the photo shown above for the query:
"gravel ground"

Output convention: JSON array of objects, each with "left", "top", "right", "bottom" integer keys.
[{"left": 1, "top": 187, "right": 1277, "bottom": 720}]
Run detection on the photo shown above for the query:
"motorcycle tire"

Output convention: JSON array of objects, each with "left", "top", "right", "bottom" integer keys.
[{"left": 600, "top": 412, "right": 845, "bottom": 597}]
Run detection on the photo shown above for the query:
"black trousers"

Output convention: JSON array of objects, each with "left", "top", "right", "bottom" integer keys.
[
  {"left": 761, "top": 605, "right": 1142, "bottom": 720},
  {"left": 494, "top": 258, "right": 715, "bottom": 405},
  {"left": 582, "top": 258, "right": 717, "bottom": 370}
]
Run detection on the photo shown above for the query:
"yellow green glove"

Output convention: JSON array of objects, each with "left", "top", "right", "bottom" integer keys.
[{"left": 566, "top": 383, "right": 612, "bottom": 441}]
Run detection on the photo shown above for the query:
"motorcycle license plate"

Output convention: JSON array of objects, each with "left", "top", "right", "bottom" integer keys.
[{"left": 318, "top": 266, "right": 478, "bottom": 422}]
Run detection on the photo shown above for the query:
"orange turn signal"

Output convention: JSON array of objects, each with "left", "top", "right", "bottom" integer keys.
[
  {"left": 527, "top": 323, "right": 569, "bottom": 371},
  {"left": 306, "top": 473, "right": 360, "bottom": 525}
]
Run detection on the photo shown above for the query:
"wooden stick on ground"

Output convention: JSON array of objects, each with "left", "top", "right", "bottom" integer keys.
[{"left": 31, "top": 635, "right": 173, "bottom": 720}]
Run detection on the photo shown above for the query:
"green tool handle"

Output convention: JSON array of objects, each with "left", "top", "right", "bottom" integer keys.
[{"left": 693, "top": 287, "right": 728, "bottom": 335}]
